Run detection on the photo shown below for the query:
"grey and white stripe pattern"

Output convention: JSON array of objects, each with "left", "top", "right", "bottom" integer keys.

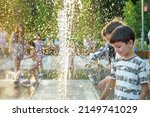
[{"left": 111, "top": 56, "right": 148, "bottom": 100}]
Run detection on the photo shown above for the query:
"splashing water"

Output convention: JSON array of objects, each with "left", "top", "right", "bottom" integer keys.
[{"left": 57, "top": 0, "right": 78, "bottom": 99}]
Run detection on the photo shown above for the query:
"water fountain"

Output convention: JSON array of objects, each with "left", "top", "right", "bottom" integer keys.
[{"left": 31, "top": 0, "right": 100, "bottom": 100}]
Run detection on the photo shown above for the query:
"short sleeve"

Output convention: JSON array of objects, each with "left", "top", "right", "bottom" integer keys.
[{"left": 138, "top": 61, "right": 148, "bottom": 84}]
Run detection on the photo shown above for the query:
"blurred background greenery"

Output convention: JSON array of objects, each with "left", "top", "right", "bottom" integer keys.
[{"left": 0, "top": 0, "right": 149, "bottom": 51}]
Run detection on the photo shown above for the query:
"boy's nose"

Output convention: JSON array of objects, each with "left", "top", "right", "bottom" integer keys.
[{"left": 115, "top": 48, "right": 119, "bottom": 53}]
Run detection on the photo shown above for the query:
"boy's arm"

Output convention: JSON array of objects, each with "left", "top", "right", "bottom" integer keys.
[
  {"left": 100, "top": 78, "right": 115, "bottom": 100},
  {"left": 140, "top": 83, "right": 149, "bottom": 100}
]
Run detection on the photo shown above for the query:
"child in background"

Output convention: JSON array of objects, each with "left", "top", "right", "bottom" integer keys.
[
  {"left": 98, "top": 18, "right": 124, "bottom": 92},
  {"left": 34, "top": 33, "right": 43, "bottom": 77},
  {"left": 23, "top": 41, "right": 39, "bottom": 84},
  {"left": 9, "top": 24, "right": 25, "bottom": 83},
  {"left": 100, "top": 25, "right": 148, "bottom": 100}
]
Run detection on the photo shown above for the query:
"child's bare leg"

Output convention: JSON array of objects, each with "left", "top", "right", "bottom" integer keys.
[
  {"left": 23, "top": 64, "right": 37, "bottom": 84},
  {"left": 15, "top": 70, "right": 21, "bottom": 80},
  {"left": 30, "top": 64, "right": 39, "bottom": 82},
  {"left": 23, "top": 70, "right": 31, "bottom": 84},
  {"left": 13, "top": 58, "right": 21, "bottom": 83},
  {"left": 37, "top": 60, "right": 43, "bottom": 77}
]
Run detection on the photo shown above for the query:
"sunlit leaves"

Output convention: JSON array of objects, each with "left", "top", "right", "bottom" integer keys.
[
  {"left": 0, "top": 0, "right": 54, "bottom": 39},
  {"left": 0, "top": 0, "right": 134, "bottom": 46},
  {"left": 123, "top": 0, "right": 136, "bottom": 28}
]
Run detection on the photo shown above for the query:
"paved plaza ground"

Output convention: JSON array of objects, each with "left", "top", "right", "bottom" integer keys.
[{"left": 0, "top": 55, "right": 149, "bottom": 100}]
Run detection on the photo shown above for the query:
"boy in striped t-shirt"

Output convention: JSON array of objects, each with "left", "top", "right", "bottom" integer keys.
[{"left": 100, "top": 25, "right": 149, "bottom": 100}]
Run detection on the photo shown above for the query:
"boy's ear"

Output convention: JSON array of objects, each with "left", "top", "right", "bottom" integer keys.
[{"left": 128, "top": 40, "right": 134, "bottom": 47}]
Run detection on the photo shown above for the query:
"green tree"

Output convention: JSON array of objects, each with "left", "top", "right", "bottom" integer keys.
[
  {"left": 123, "top": 0, "right": 150, "bottom": 50},
  {"left": 123, "top": 0, "right": 136, "bottom": 32},
  {"left": 0, "top": 0, "right": 30, "bottom": 33}
]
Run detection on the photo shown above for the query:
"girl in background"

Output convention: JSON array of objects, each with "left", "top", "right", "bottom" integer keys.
[
  {"left": 9, "top": 24, "right": 25, "bottom": 83},
  {"left": 34, "top": 33, "right": 43, "bottom": 77},
  {"left": 23, "top": 41, "right": 39, "bottom": 84},
  {"left": 98, "top": 18, "right": 124, "bottom": 92}
]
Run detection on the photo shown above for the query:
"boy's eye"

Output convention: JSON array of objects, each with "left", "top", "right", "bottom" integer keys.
[{"left": 117, "top": 46, "right": 121, "bottom": 48}]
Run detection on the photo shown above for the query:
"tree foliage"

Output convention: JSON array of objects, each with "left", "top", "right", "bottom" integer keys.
[
  {"left": 1, "top": 0, "right": 149, "bottom": 50},
  {"left": 123, "top": 0, "right": 150, "bottom": 50},
  {"left": 123, "top": 0, "right": 136, "bottom": 32},
  {"left": 0, "top": 0, "right": 54, "bottom": 39}
]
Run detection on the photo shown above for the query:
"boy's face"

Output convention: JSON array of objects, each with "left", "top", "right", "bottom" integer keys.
[{"left": 111, "top": 40, "right": 133, "bottom": 58}]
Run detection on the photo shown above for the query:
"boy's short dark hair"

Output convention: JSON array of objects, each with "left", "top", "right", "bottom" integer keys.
[
  {"left": 101, "top": 18, "right": 124, "bottom": 37},
  {"left": 110, "top": 25, "right": 135, "bottom": 44}
]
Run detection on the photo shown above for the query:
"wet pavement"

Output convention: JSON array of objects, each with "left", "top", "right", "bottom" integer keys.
[
  {"left": 0, "top": 79, "right": 38, "bottom": 99},
  {"left": 0, "top": 56, "right": 149, "bottom": 100},
  {"left": 0, "top": 55, "right": 99, "bottom": 100},
  {"left": 32, "top": 80, "right": 99, "bottom": 100},
  {"left": 0, "top": 79, "right": 100, "bottom": 100}
]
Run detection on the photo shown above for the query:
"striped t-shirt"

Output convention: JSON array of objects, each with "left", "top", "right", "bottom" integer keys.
[{"left": 111, "top": 56, "right": 148, "bottom": 100}]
